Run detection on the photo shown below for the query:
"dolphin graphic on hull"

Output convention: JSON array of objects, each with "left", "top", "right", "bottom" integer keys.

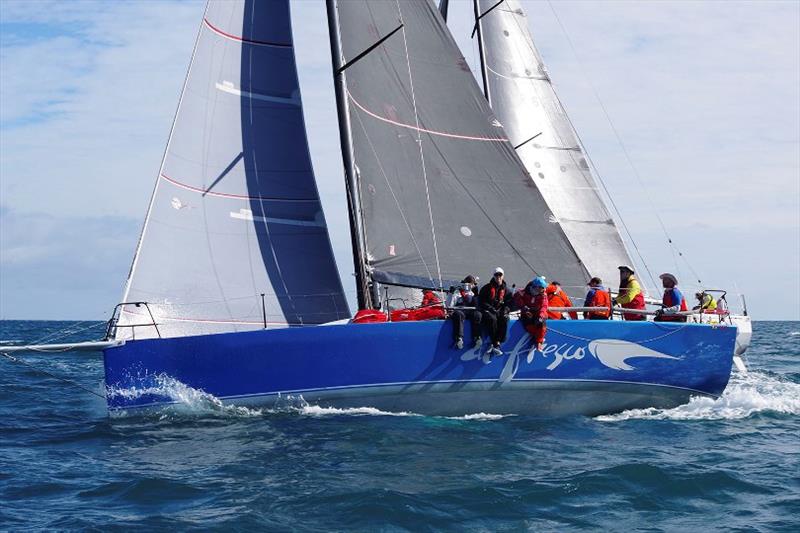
[{"left": 587, "top": 339, "right": 681, "bottom": 371}]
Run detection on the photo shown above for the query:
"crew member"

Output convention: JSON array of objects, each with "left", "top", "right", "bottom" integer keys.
[
  {"left": 694, "top": 292, "right": 717, "bottom": 312},
  {"left": 478, "top": 267, "right": 511, "bottom": 356},
  {"left": 583, "top": 277, "right": 611, "bottom": 320},
  {"left": 448, "top": 275, "right": 482, "bottom": 350},
  {"left": 545, "top": 281, "right": 578, "bottom": 320},
  {"left": 514, "top": 277, "right": 549, "bottom": 351},
  {"left": 615, "top": 265, "right": 646, "bottom": 321},
  {"left": 654, "top": 272, "right": 687, "bottom": 322}
]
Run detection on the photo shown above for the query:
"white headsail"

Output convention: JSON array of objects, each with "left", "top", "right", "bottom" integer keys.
[
  {"left": 478, "top": 0, "right": 635, "bottom": 290},
  {"left": 117, "top": 0, "right": 349, "bottom": 339}
]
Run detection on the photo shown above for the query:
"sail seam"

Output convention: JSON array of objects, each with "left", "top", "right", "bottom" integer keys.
[{"left": 202, "top": 17, "right": 292, "bottom": 48}]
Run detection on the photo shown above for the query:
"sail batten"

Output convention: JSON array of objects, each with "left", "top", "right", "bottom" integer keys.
[
  {"left": 118, "top": 0, "right": 349, "bottom": 339},
  {"left": 479, "top": 0, "right": 635, "bottom": 289}
]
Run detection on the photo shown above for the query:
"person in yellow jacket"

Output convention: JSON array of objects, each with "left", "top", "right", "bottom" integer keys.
[
  {"left": 614, "top": 265, "right": 646, "bottom": 321},
  {"left": 694, "top": 292, "right": 717, "bottom": 312}
]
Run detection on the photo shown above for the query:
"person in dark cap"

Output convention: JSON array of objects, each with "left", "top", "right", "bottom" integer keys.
[
  {"left": 448, "top": 275, "right": 482, "bottom": 349},
  {"left": 655, "top": 272, "right": 687, "bottom": 322},
  {"left": 583, "top": 277, "right": 611, "bottom": 319},
  {"left": 615, "top": 265, "right": 645, "bottom": 321}
]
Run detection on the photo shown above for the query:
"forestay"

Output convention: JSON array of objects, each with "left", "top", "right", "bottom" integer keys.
[
  {"left": 118, "top": 0, "right": 349, "bottom": 339},
  {"left": 478, "top": 0, "right": 635, "bottom": 290},
  {"left": 333, "top": 0, "right": 588, "bottom": 305}
]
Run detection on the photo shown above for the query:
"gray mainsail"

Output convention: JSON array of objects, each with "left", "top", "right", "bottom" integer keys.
[
  {"left": 117, "top": 0, "right": 349, "bottom": 339},
  {"left": 330, "top": 0, "right": 589, "bottom": 306},
  {"left": 478, "top": 0, "right": 635, "bottom": 288}
]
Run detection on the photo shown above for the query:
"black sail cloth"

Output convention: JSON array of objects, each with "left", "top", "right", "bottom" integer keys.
[{"left": 333, "top": 0, "right": 589, "bottom": 306}]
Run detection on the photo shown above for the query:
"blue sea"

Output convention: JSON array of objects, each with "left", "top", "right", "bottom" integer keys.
[{"left": 1, "top": 320, "right": 798, "bottom": 531}]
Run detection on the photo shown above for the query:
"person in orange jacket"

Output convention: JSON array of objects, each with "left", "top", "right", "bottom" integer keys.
[{"left": 545, "top": 281, "right": 578, "bottom": 320}]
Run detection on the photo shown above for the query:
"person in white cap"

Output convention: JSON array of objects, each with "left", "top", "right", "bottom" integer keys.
[
  {"left": 655, "top": 272, "right": 687, "bottom": 322},
  {"left": 478, "top": 267, "right": 511, "bottom": 356}
]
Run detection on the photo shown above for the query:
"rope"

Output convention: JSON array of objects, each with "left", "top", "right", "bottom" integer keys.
[
  {"left": 545, "top": 0, "right": 703, "bottom": 288},
  {"left": 547, "top": 322, "right": 691, "bottom": 344},
  {"left": 396, "top": 0, "right": 443, "bottom": 290},
  {"left": 0, "top": 351, "right": 106, "bottom": 400}
]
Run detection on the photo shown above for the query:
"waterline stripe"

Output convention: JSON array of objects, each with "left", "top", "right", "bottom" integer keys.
[{"left": 108, "top": 378, "right": 716, "bottom": 411}]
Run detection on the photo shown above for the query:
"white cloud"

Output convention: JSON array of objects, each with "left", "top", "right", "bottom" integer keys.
[{"left": 0, "top": 0, "right": 797, "bottom": 319}]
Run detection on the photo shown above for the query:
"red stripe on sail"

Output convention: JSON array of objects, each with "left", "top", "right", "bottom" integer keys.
[
  {"left": 347, "top": 92, "right": 509, "bottom": 142},
  {"left": 203, "top": 18, "right": 292, "bottom": 48},
  {"left": 160, "top": 173, "right": 317, "bottom": 203}
]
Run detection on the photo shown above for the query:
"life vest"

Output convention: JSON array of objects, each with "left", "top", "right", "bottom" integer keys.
[
  {"left": 700, "top": 294, "right": 717, "bottom": 311},
  {"left": 619, "top": 276, "right": 645, "bottom": 320},
  {"left": 658, "top": 288, "right": 688, "bottom": 322},
  {"left": 545, "top": 285, "right": 577, "bottom": 319},
  {"left": 489, "top": 285, "right": 505, "bottom": 303},
  {"left": 480, "top": 281, "right": 507, "bottom": 311},
  {"left": 456, "top": 289, "right": 476, "bottom": 307},
  {"left": 586, "top": 287, "right": 611, "bottom": 319}
]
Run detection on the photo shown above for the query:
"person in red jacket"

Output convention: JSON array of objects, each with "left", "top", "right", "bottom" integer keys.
[
  {"left": 514, "top": 277, "right": 549, "bottom": 351},
  {"left": 545, "top": 281, "right": 578, "bottom": 320}
]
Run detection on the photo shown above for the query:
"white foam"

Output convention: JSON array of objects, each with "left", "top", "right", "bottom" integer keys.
[
  {"left": 596, "top": 370, "right": 800, "bottom": 422},
  {"left": 445, "top": 412, "right": 512, "bottom": 421},
  {"left": 789, "top": 331, "right": 800, "bottom": 336},
  {"left": 108, "top": 376, "right": 512, "bottom": 421},
  {"left": 107, "top": 374, "right": 263, "bottom": 418},
  {"left": 298, "top": 404, "right": 419, "bottom": 417}
]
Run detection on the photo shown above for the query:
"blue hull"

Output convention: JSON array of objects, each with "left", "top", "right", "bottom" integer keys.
[{"left": 102, "top": 319, "right": 736, "bottom": 416}]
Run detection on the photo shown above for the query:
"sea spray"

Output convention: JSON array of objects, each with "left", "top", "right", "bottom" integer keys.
[
  {"left": 107, "top": 374, "right": 263, "bottom": 418},
  {"left": 106, "top": 375, "right": 511, "bottom": 420},
  {"left": 596, "top": 369, "right": 800, "bottom": 422}
]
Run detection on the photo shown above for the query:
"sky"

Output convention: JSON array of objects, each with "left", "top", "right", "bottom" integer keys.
[{"left": 0, "top": 0, "right": 798, "bottom": 321}]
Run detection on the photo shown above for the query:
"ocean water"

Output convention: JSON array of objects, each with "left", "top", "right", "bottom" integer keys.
[{"left": 1, "top": 320, "right": 798, "bottom": 531}]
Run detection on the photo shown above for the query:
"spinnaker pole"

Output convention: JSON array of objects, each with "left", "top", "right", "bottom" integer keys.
[{"left": 326, "top": 0, "right": 372, "bottom": 310}]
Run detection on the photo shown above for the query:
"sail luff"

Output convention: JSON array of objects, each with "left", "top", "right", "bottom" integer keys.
[
  {"left": 326, "top": 0, "right": 371, "bottom": 310},
  {"left": 121, "top": 3, "right": 208, "bottom": 306}
]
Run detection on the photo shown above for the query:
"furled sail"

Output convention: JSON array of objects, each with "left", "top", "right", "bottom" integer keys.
[
  {"left": 331, "top": 0, "right": 588, "bottom": 306},
  {"left": 477, "top": 0, "right": 635, "bottom": 288},
  {"left": 117, "top": 0, "right": 349, "bottom": 339}
]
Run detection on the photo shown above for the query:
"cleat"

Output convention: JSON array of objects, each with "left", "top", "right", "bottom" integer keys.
[
  {"left": 473, "top": 337, "right": 482, "bottom": 349},
  {"left": 455, "top": 337, "right": 464, "bottom": 350},
  {"left": 492, "top": 346, "right": 503, "bottom": 356}
]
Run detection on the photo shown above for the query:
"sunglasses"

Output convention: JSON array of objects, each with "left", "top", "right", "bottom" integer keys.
[{"left": 494, "top": 272, "right": 503, "bottom": 277}]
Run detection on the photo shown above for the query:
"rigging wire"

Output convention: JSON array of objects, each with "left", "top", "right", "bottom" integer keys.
[
  {"left": 0, "top": 351, "right": 106, "bottom": 400},
  {"left": 545, "top": 0, "right": 704, "bottom": 288},
  {"left": 396, "top": 0, "right": 443, "bottom": 291}
]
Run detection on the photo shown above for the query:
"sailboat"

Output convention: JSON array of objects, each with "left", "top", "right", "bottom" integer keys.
[
  {"left": 468, "top": 0, "right": 752, "bottom": 356},
  {"left": 4, "top": 0, "right": 739, "bottom": 416}
]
